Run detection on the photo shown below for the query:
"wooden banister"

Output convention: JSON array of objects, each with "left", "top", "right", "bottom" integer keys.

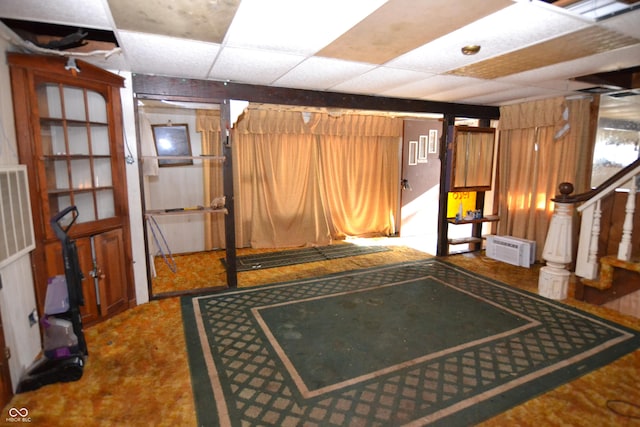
[
  {"left": 540, "top": 159, "right": 640, "bottom": 298},
  {"left": 551, "top": 158, "right": 640, "bottom": 207}
]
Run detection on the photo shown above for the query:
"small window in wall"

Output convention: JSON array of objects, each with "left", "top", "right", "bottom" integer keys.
[
  {"left": 152, "top": 123, "right": 193, "bottom": 167},
  {"left": 591, "top": 92, "right": 640, "bottom": 189}
]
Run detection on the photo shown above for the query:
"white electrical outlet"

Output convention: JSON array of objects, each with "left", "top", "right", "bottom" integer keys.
[{"left": 28, "top": 309, "right": 38, "bottom": 327}]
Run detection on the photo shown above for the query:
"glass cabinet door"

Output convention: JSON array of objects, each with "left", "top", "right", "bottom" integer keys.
[{"left": 37, "top": 81, "right": 115, "bottom": 224}]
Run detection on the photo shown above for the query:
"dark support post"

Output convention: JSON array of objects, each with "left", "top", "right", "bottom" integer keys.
[
  {"left": 221, "top": 100, "right": 238, "bottom": 288},
  {"left": 471, "top": 191, "right": 485, "bottom": 251},
  {"left": 437, "top": 114, "right": 456, "bottom": 256}
]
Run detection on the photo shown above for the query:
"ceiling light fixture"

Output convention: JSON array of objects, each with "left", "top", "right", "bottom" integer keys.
[{"left": 461, "top": 44, "right": 481, "bottom": 55}]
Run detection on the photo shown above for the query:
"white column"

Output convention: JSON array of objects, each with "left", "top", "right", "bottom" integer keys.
[{"left": 539, "top": 186, "right": 575, "bottom": 300}]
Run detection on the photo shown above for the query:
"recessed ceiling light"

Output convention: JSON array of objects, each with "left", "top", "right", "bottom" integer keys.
[{"left": 461, "top": 45, "right": 481, "bottom": 55}]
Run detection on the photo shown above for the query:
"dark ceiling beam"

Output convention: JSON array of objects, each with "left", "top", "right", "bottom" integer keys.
[
  {"left": 573, "top": 65, "right": 640, "bottom": 90},
  {"left": 132, "top": 74, "right": 500, "bottom": 120}
]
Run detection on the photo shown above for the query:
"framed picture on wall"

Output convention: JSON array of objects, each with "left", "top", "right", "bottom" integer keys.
[
  {"left": 418, "top": 135, "right": 428, "bottom": 163},
  {"left": 152, "top": 123, "right": 193, "bottom": 167},
  {"left": 428, "top": 129, "right": 438, "bottom": 154},
  {"left": 408, "top": 140, "right": 418, "bottom": 165}
]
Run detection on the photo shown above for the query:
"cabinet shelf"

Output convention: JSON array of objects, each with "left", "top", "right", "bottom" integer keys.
[
  {"left": 47, "top": 186, "right": 114, "bottom": 195},
  {"left": 42, "top": 154, "right": 112, "bottom": 160},
  {"left": 41, "top": 117, "right": 108, "bottom": 126}
]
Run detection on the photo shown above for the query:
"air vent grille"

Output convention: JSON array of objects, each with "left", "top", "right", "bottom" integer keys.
[{"left": 0, "top": 165, "right": 35, "bottom": 269}]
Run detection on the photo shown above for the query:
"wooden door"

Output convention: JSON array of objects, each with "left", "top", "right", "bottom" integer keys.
[
  {"left": 399, "top": 119, "right": 443, "bottom": 254},
  {"left": 45, "top": 237, "right": 100, "bottom": 325},
  {"left": 93, "top": 229, "right": 128, "bottom": 318}
]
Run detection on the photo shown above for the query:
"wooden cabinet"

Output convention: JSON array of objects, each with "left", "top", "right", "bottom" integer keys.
[
  {"left": 8, "top": 53, "right": 134, "bottom": 326},
  {"left": 451, "top": 126, "right": 496, "bottom": 192}
]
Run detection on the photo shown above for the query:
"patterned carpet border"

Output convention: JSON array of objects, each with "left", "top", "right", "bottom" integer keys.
[
  {"left": 221, "top": 243, "right": 390, "bottom": 271},
  {"left": 182, "top": 259, "right": 640, "bottom": 426}
]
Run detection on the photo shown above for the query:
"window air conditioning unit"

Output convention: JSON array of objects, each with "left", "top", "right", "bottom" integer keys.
[{"left": 486, "top": 235, "right": 536, "bottom": 268}]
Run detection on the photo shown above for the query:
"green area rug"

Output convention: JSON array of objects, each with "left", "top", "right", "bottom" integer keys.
[
  {"left": 222, "top": 243, "right": 390, "bottom": 272},
  {"left": 182, "top": 259, "right": 640, "bottom": 426}
]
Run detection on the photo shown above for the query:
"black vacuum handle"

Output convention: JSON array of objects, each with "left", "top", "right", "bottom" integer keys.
[{"left": 50, "top": 205, "right": 78, "bottom": 241}]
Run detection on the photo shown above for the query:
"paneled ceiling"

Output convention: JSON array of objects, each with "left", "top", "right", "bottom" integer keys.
[{"left": 0, "top": 0, "right": 639, "bottom": 108}]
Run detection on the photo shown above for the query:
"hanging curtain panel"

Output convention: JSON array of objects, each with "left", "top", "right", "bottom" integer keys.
[
  {"left": 232, "top": 108, "right": 403, "bottom": 248},
  {"left": 196, "top": 110, "right": 225, "bottom": 250},
  {"left": 318, "top": 135, "right": 399, "bottom": 238},
  {"left": 497, "top": 97, "right": 594, "bottom": 260}
]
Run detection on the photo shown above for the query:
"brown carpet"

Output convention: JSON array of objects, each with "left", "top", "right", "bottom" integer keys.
[{"left": 4, "top": 243, "right": 640, "bottom": 425}]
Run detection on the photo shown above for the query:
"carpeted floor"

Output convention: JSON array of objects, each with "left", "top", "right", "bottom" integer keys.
[
  {"left": 224, "top": 243, "right": 390, "bottom": 272},
  {"left": 182, "top": 259, "right": 640, "bottom": 426},
  {"left": 3, "top": 242, "right": 640, "bottom": 425}
]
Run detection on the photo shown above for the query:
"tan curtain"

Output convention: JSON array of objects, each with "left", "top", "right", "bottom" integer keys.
[
  {"left": 233, "top": 109, "right": 402, "bottom": 248},
  {"left": 195, "top": 110, "right": 225, "bottom": 250},
  {"left": 497, "top": 96, "right": 594, "bottom": 260},
  {"left": 319, "top": 135, "right": 399, "bottom": 238}
]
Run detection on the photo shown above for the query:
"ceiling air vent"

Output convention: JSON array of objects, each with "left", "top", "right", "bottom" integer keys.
[
  {"left": 578, "top": 86, "right": 621, "bottom": 94},
  {"left": 608, "top": 90, "right": 640, "bottom": 98}
]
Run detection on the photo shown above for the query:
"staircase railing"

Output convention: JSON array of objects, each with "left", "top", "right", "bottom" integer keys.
[
  {"left": 538, "top": 158, "right": 640, "bottom": 299},
  {"left": 575, "top": 158, "right": 640, "bottom": 281}
]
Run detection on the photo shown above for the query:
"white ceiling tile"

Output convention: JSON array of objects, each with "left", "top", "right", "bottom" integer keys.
[
  {"left": 118, "top": 31, "right": 219, "bottom": 79},
  {"left": 273, "top": 57, "right": 377, "bottom": 90},
  {"left": 500, "top": 44, "right": 640, "bottom": 85},
  {"left": 0, "top": 0, "right": 635, "bottom": 107},
  {"left": 426, "top": 79, "right": 525, "bottom": 103},
  {"left": 387, "top": 2, "right": 590, "bottom": 74},
  {"left": 107, "top": 0, "right": 240, "bottom": 43},
  {"left": 224, "top": 0, "right": 387, "bottom": 55},
  {"left": 521, "top": 78, "right": 594, "bottom": 92},
  {"left": 464, "top": 86, "right": 566, "bottom": 106},
  {"left": 379, "top": 74, "right": 455, "bottom": 99},
  {"left": 330, "top": 67, "right": 434, "bottom": 95},
  {"left": 0, "top": 0, "right": 112, "bottom": 29},
  {"left": 209, "top": 46, "right": 306, "bottom": 85},
  {"left": 599, "top": 8, "right": 640, "bottom": 39}
]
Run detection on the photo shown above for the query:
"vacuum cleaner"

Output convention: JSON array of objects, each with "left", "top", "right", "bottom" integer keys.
[{"left": 16, "top": 206, "right": 88, "bottom": 393}]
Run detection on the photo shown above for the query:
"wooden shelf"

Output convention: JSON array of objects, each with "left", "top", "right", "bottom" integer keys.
[
  {"left": 145, "top": 207, "right": 227, "bottom": 216},
  {"left": 140, "top": 155, "right": 225, "bottom": 161},
  {"left": 448, "top": 236, "right": 483, "bottom": 245},
  {"left": 446, "top": 215, "right": 499, "bottom": 255},
  {"left": 446, "top": 215, "right": 499, "bottom": 225}
]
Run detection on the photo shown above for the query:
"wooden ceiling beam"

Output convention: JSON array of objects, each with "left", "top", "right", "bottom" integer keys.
[{"left": 132, "top": 74, "right": 501, "bottom": 120}]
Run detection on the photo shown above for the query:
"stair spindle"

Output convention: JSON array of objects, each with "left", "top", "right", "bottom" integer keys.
[
  {"left": 587, "top": 199, "right": 601, "bottom": 275},
  {"left": 617, "top": 175, "right": 637, "bottom": 261}
]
